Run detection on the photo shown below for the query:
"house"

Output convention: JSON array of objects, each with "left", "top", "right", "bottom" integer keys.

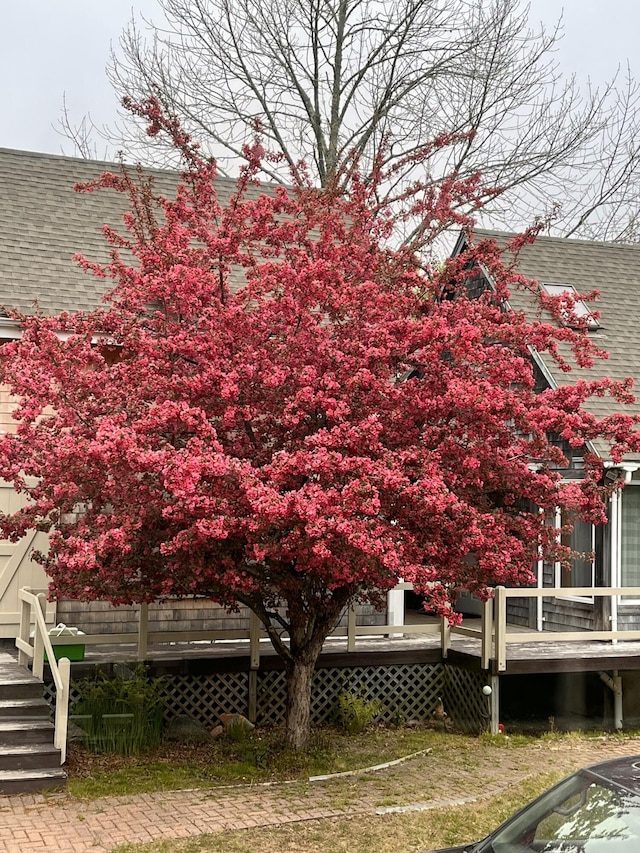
[
  {"left": 6, "top": 148, "right": 640, "bottom": 738},
  {"left": 0, "top": 147, "right": 282, "bottom": 638},
  {"left": 4, "top": 145, "right": 640, "bottom": 640},
  {"left": 453, "top": 228, "right": 640, "bottom": 634},
  {"left": 0, "top": 147, "right": 387, "bottom": 640}
]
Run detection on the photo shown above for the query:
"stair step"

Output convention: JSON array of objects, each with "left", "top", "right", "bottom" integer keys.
[
  {"left": 0, "top": 743, "right": 61, "bottom": 771},
  {"left": 0, "top": 676, "right": 45, "bottom": 701},
  {"left": 0, "top": 653, "right": 62, "bottom": 794},
  {"left": 0, "top": 698, "right": 51, "bottom": 718},
  {"left": 0, "top": 719, "right": 55, "bottom": 747},
  {"left": 0, "top": 767, "right": 66, "bottom": 795}
]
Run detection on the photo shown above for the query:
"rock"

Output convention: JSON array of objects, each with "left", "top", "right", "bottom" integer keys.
[
  {"left": 219, "top": 713, "right": 255, "bottom": 732},
  {"left": 66, "top": 720, "right": 88, "bottom": 742},
  {"left": 165, "top": 714, "right": 212, "bottom": 744}
]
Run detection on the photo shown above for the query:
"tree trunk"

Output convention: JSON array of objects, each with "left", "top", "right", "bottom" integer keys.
[{"left": 285, "top": 658, "right": 315, "bottom": 750}]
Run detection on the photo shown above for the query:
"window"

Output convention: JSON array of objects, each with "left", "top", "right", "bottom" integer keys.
[
  {"left": 621, "top": 486, "right": 640, "bottom": 594},
  {"left": 561, "top": 516, "right": 595, "bottom": 589},
  {"left": 540, "top": 282, "right": 599, "bottom": 329},
  {"left": 553, "top": 510, "right": 594, "bottom": 595}
]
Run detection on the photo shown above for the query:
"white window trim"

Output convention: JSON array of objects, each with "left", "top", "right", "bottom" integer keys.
[
  {"left": 553, "top": 506, "right": 595, "bottom": 604},
  {"left": 617, "top": 483, "right": 640, "bottom": 605}
]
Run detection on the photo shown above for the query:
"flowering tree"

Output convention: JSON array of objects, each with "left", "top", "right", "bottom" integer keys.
[{"left": 1, "top": 102, "right": 639, "bottom": 748}]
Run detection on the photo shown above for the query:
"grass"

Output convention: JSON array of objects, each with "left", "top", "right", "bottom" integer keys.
[
  {"left": 107, "top": 772, "right": 565, "bottom": 853},
  {"left": 65, "top": 724, "right": 640, "bottom": 853},
  {"left": 67, "top": 724, "right": 629, "bottom": 801},
  {"left": 66, "top": 725, "right": 464, "bottom": 800}
]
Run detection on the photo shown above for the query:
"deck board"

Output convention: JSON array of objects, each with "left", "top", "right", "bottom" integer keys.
[{"left": 6, "top": 615, "right": 640, "bottom": 677}]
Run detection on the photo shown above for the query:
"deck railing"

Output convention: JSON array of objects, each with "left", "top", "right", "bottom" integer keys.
[
  {"left": 487, "top": 586, "right": 640, "bottom": 671},
  {"left": 20, "top": 584, "right": 640, "bottom": 673},
  {"left": 16, "top": 588, "right": 70, "bottom": 764},
  {"left": 16, "top": 585, "right": 443, "bottom": 665},
  {"left": 17, "top": 583, "right": 640, "bottom": 761}
]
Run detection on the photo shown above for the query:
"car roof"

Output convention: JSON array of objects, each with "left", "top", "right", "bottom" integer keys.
[{"left": 584, "top": 754, "right": 640, "bottom": 792}]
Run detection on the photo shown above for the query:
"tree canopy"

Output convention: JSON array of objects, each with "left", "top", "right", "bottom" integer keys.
[{"left": 6, "top": 101, "right": 640, "bottom": 746}]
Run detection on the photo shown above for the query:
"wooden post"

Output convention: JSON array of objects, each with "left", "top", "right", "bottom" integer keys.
[
  {"left": 495, "top": 586, "right": 507, "bottom": 672},
  {"left": 249, "top": 611, "right": 261, "bottom": 670},
  {"left": 248, "top": 670, "right": 258, "bottom": 724},
  {"left": 137, "top": 602, "right": 149, "bottom": 661},
  {"left": 55, "top": 657, "right": 71, "bottom": 764},
  {"left": 441, "top": 615, "right": 450, "bottom": 659},
  {"left": 32, "top": 593, "right": 47, "bottom": 679},
  {"left": 481, "top": 597, "right": 493, "bottom": 671},
  {"left": 613, "top": 670, "right": 623, "bottom": 731},
  {"left": 347, "top": 605, "right": 357, "bottom": 652},
  {"left": 248, "top": 612, "right": 261, "bottom": 724},
  {"left": 17, "top": 589, "right": 31, "bottom": 668}
]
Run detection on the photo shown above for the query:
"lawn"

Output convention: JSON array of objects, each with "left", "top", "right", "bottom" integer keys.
[
  {"left": 66, "top": 725, "right": 453, "bottom": 799},
  {"left": 107, "top": 773, "right": 563, "bottom": 853},
  {"left": 61, "top": 724, "right": 640, "bottom": 853}
]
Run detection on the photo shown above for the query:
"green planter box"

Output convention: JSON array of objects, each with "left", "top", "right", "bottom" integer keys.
[
  {"left": 43, "top": 625, "right": 86, "bottom": 662},
  {"left": 45, "top": 643, "right": 85, "bottom": 663}
]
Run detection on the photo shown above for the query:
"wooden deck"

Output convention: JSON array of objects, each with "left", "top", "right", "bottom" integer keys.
[
  {"left": 445, "top": 634, "right": 640, "bottom": 675},
  {"left": 14, "top": 583, "right": 640, "bottom": 681},
  {"left": 20, "top": 611, "right": 640, "bottom": 679}
]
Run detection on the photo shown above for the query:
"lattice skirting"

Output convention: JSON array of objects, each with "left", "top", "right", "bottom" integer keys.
[
  {"left": 44, "top": 662, "right": 487, "bottom": 733},
  {"left": 443, "top": 666, "right": 489, "bottom": 734},
  {"left": 256, "top": 663, "right": 447, "bottom": 726}
]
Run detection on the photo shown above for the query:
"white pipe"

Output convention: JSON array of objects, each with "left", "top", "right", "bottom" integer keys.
[
  {"left": 490, "top": 675, "right": 500, "bottom": 735},
  {"left": 537, "top": 508, "right": 544, "bottom": 632},
  {"left": 387, "top": 585, "right": 404, "bottom": 638},
  {"left": 611, "top": 491, "right": 619, "bottom": 637},
  {"left": 614, "top": 671, "right": 623, "bottom": 731}
]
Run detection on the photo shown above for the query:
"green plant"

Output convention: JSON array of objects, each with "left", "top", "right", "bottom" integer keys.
[
  {"left": 336, "top": 688, "right": 384, "bottom": 734},
  {"left": 72, "top": 665, "right": 165, "bottom": 755},
  {"left": 225, "top": 716, "right": 251, "bottom": 743},
  {"left": 388, "top": 706, "right": 406, "bottom": 729}
]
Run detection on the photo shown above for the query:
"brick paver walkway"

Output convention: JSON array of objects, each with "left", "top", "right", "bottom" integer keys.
[{"left": 2, "top": 737, "right": 640, "bottom": 853}]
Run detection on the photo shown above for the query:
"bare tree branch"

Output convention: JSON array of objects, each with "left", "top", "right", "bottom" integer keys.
[{"left": 58, "top": 0, "right": 640, "bottom": 241}]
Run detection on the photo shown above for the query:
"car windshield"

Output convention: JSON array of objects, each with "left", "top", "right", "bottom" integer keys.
[{"left": 483, "top": 769, "right": 640, "bottom": 853}]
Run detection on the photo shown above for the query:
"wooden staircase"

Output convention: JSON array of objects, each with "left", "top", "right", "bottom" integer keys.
[{"left": 0, "top": 652, "right": 66, "bottom": 794}]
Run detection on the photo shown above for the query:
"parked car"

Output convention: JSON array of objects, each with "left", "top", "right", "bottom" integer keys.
[{"left": 425, "top": 755, "right": 640, "bottom": 852}]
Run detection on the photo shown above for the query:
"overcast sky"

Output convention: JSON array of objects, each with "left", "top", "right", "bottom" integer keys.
[{"left": 0, "top": 1, "right": 637, "bottom": 156}]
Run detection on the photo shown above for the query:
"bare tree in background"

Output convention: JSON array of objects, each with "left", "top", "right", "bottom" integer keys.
[{"left": 59, "top": 0, "right": 640, "bottom": 241}]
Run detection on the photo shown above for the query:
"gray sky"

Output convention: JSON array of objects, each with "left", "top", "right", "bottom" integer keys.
[{"left": 0, "top": 1, "right": 637, "bottom": 156}]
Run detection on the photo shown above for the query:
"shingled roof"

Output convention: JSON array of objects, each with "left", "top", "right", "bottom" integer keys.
[
  {"left": 464, "top": 228, "right": 640, "bottom": 461},
  {"left": 0, "top": 147, "right": 247, "bottom": 317}
]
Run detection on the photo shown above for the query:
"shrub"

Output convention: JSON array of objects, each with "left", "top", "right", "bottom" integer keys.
[
  {"left": 336, "top": 688, "right": 384, "bottom": 734},
  {"left": 73, "top": 665, "right": 165, "bottom": 754}
]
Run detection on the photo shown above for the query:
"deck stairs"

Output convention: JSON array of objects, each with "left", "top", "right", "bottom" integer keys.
[{"left": 0, "top": 652, "right": 65, "bottom": 794}]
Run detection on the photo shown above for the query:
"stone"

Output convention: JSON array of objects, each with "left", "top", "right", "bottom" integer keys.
[
  {"left": 66, "top": 720, "right": 88, "bottom": 742},
  {"left": 219, "top": 713, "right": 255, "bottom": 732},
  {"left": 165, "top": 714, "right": 212, "bottom": 744}
]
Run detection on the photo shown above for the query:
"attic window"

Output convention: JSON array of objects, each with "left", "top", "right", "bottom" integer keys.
[{"left": 540, "top": 282, "right": 599, "bottom": 329}]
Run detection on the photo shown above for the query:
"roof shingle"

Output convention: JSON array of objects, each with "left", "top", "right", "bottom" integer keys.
[
  {"left": 473, "top": 228, "right": 640, "bottom": 460},
  {"left": 0, "top": 147, "right": 250, "bottom": 316}
]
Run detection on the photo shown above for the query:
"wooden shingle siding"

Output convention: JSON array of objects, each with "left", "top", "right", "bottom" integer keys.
[
  {"left": 57, "top": 599, "right": 251, "bottom": 635},
  {"left": 615, "top": 606, "right": 640, "bottom": 630},
  {"left": 505, "top": 596, "right": 532, "bottom": 627},
  {"left": 56, "top": 598, "right": 384, "bottom": 635},
  {"left": 542, "top": 598, "right": 595, "bottom": 632},
  {"left": 0, "top": 385, "right": 17, "bottom": 434}
]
